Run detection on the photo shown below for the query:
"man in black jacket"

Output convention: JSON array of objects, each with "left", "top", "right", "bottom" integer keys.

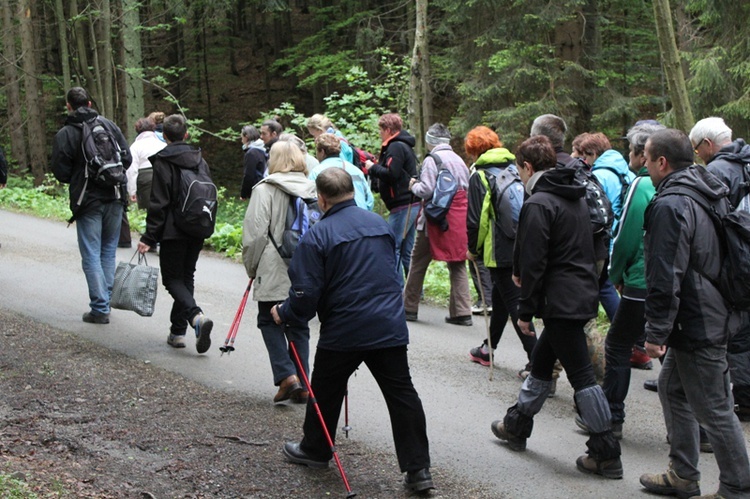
[
  {"left": 491, "top": 135, "right": 622, "bottom": 479},
  {"left": 51, "top": 87, "right": 132, "bottom": 324},
  {"left": 364, "top": 113, "right": 419, "bottom": 286},
  {"left": 640, "top": 128, "right": 750, "bottom": 498},
  {"left": 137, "top": 114, "right": 214, "bottom": 354}
]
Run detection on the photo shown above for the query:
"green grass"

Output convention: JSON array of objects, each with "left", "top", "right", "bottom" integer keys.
[{"left": 0, "top": 473, "right": 39, "bottom": 498}]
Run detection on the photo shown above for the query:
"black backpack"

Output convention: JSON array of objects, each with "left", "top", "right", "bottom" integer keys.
[
  {"left": 566, "top": 158, "right": 613, "bottom": 238},
  {"left": 659, "top": 185, "right": 750, "bottom": 310},
  {"left": 76, "top": 117, "right": 127, "bottom": 188},
  {"left": 269, "top": 195, "right": 324, "bottom": 265},
  {"left": 423, "top": 153, "right": 459, "bottom": 231},
  {"left": 173, "top": 160, "right": 218, "bottom": 239},
  {"left": 597, "top": 165, "right": 631, "bottom": 217}
]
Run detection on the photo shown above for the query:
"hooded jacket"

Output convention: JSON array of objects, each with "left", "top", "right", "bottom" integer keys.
[
  {"left": 51, "top": 107, "right": 132, "bottom": 221},
  {"left": 592, "top": 149, "right": 636, "bottom": 234},
  {"left": 513, "top": 167, "right": 599, "bottom": 321},
  {"left": 140, "top": 141, "right": 209, "bottom": 246},
  {"left": 706, "top": 138, "right": 750, "bottom": 209},
  {"left": 644, "top": 165, "right": 732, "bottom": 350},
  {"left": 369, "top": 130, "right": 418, "bottom": 211},
  {"left": 242, "top": 171, "right": 317, "bottom": 302}
]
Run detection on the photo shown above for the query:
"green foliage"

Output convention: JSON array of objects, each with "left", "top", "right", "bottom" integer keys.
[
  {"left": 0, "top": 175, "right": 71, "bottom": 221},
  {"left": 0, "top": 473, "right": 39, "bottom": 498}
]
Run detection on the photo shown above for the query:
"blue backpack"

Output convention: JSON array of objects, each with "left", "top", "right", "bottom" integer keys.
[
  {"left": 423, "top": 152, "right": 459, "bottom": 231},
  {"left": 269, "top": 195, "right": 324, "bottom": 265}
]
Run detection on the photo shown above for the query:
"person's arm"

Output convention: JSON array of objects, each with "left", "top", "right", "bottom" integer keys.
[
  {"left": 515, "top": 202, "right": 551, "bottom": 322},
  {"left": 466, "top": 172, "right": 487, "bottom": 257},
  {"left": 140, "top": 158, "right": 173, "bottom": 247},
  {"left": 240, "top": 150, "right": 259, "bottom": 199},
  {"left": 51, "top": 127, "right": 76, "bottom": 184},
  {"left": 368, "top": 143, "right": 409, "bottom": 186},
  {"left": 242, "top": 185, "right": 273, "bottom": 278},
  {"left": 410, "top": 155, "right": 437, "bottom": 200},
  {"left": 276, "top": 235, "right": 325, "bottom": 324},
  {"left": 609, "top": 177, "right": 643, "bottom": 286}
]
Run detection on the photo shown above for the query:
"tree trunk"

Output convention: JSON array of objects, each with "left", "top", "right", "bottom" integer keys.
[
  {"left": 19, "top": 0, "right": 46, "bottom": 185},
  {"left": 121, "top": 0, "right": 143, "bottom": 142},
  {"left": 2, "top": 0, "right": 28, "bottom": 172},
  {"left": 652, "top": 0, "right": 693, "bottom": 132},
  {"left": 98, "top": 0, "right": 114, "bottom": 118},
  {"left": 69, "top": 0, "right": 93, "bottom": 88},
  {"left": 408, "top": 0, "right": 430, "bottom": 159},
  {"left": 53, "top": 0, "right": 71, "bottom": 90}
]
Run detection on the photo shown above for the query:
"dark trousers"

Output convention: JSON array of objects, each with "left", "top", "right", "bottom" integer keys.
[
  {"left": 118, "top": 207, "right": 131, "bottom": 246},
  {"left": 159, "top": 239, "right": 203, "bottom": 335},
  {"left": 603, "top": 296, "right": 645, "bottom": 424},
  {"left": 487, "top": 267, "right": 536, "bottom": 360},
  {"left": 530, "top": 318, "right": 597, "bottom": 390},
  {"left": 300, "top": 346, "right": 431, "bottom": 473}
]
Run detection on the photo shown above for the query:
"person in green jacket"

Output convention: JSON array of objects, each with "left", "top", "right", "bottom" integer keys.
[{"left": 575, "top": 120, "right": 663, "bottom": 438}]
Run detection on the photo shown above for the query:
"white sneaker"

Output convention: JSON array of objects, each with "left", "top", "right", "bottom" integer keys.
[
  {"left": 471, "top": 303, "right": 492, "bottom": 315},
  {"left": 167, "top": 334, "right": 186, "bottom": 348}
]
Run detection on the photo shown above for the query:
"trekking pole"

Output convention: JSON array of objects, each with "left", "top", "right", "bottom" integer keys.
[
  {"left": 471, "top": 259, "right": 493, "bottom": 381},
  {"left": 288, "top": 340, "right": 357, "bottom": 498},
  {"left": 342, "top": 385, "right": 351, "bottom": 438},
  {"left": 220, "top": 278, "right": 253, "bottom": 355}
]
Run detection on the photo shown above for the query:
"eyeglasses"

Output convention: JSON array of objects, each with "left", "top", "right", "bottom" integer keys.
[{"left": 693, "top": 138, "right": 706, "bottom": 154}]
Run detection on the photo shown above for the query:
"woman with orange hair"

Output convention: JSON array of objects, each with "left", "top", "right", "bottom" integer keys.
[{"left": 465, "top": 126, "right": 536, "bottom": 372}]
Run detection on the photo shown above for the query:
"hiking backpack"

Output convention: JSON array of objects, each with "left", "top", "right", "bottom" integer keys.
[
  {"left": 596, "top": 165, "right": 631, "bottom": 217},
  {"left": 660, "top": 185, "right": 750, "bottom": 310},
  {"left": 423, "top": 153, "right": 459, "bottom": 231},
  {"left": 736, "top": 162, "right": 750, "bottom": 212},
  {"left": 480, "top": 165, "right": 524, "bottom": 268},
  {"left": 566, "top": 158, "right": 613, "bottom": 238},
  {"left": 76, "top": 117, "right": 127, "bottom": 188},
  {"left": 269, "top": 195, "right": 324, "bottom": 265},
  {"left": 173, "top": 160, "right": 218, "bottom": 239}
]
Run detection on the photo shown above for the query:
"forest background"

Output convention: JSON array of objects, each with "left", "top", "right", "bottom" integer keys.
[{"left": 0, "top": 0, "right": 748, "bottom": 268}]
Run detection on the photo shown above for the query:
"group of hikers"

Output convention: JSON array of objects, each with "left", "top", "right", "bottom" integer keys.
[{"left": 47, "top": 85, "right": 750, "bottom": 497}]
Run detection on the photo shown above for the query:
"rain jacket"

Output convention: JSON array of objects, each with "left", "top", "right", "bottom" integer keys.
[
  {"left": 706, "top": 138, "right": 750, "bottom": 210},
  {"left": 591, "top": 149, "right": 636, "bottom": 236},
  {"left": 309, "top": 156, "right": 374, "bottom": 211},
  {"left": 369, "top": 130, "right": 418, "bottom": 211}
]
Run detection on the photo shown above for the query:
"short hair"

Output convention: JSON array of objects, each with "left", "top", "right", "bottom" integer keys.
[
  {"left": 515, "top": 135, "right": 557, "bottom": 172},
  {"left": 163, "top": 114, "right": 187, "bottom": 142},
  {"left": 315, "top": 133, "right": 342, "bottom": 157},
  {"left": 261, "top": 119, "right": 283, "bottom": 136},
  {"left": 135, "top": 117, "right": 155, "bottom": 134},
  {"left": 689, "top": 117, "right": 733, "bottom": 148},
  {"left": 268, "top": 140, "right": 307, "bottom": 175},
  {"left": 645, "top": 128, "right": 694, "bottom": 171},
  {"left": 530, "top": 114, "right": 567, "bottom": 150},
  {"left": 571, "top": 133, "right": 590, "bottom": 156},
  {"left": 66, "top": 87, "right": 90, "bottom": 110},
  {"left": 306, "top": 114, "right": 333, "bottom": 133},
  {"left": 278, "top": 133, "right": 308, "bottom": 154},
  {"left": 148, "top": 111, "right": 165, "bottom": 125},
  {"left": 578, "top": 132, "right": 612, "bottom": 157},
  {"left": 316, "top": 167, "right": 354, "bottom": 202},
  {"left": 464, "top": 126, "right": 502, "bottom": 158},
  {"left": 626, "top": 122, "right": 666, "bottom": 156},
  {"left": 378, "top": 113, "right": 403, "bottom": 132},
  {"left": 242, "top": 125, "right": 260, "bottom": 141}
]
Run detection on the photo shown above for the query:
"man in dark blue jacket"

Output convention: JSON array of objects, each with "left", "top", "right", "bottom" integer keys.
[{"left": 272, "top": 167, "right": 433, "bottom": 494}]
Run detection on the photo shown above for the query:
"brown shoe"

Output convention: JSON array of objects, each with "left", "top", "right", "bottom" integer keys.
[
  {"left": 273, "top": 375, "right": 303, "bottom": 403},
  {"left": 291, "top": 390, "right": 309, "bottom": 404},
  {"left": 640, "top": 464, "right": 701, "bottom": 498},
  {"left": 576, "top": 454, "right": 623, "bottom": 479}
]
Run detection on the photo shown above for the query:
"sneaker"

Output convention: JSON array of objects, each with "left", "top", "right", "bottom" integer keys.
[
  {"left": 405, "top": 311, "right": 418, "bottom": 322},
  {"left": 576, "top": 454, "right": 623, "bottom": 479},
  {"left": 490, "top": 420, "right": 526, "bottom": 451},
  {"left": 574, "top": 414, "right": 623, "bottom": 439},
  {"left": 469, "top": 344, "right": 491, "bottom": 366},
  {"left": 404, "top": 468, "right": 435, "bottom": 493},
  {"left": 471, "top": 302, "right": 492, "bottom": 315},
  {"left": 82, "top": 311, "right": 110, "bottom": 324},
  {"left": 445, "top": 315, "right": 473, "bottom": 326},
  {"left": 630, "top": 347, "right": 654, "bottom": 370},
  {"left": 167, "top": 333, "right": 186, "bottom": 348},
  {"left": 640, "top": 465, "right": 701, "bottom": 499},
  {"left": 192, "top": 314, "right": 213, "bottom": 354}
]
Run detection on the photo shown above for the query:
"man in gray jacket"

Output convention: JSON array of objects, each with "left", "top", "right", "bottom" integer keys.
[{"left": 639, "top": 128, "right": 750, "bottom": 499}]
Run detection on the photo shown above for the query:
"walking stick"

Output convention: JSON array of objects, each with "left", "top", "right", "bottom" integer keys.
[
  {"left": 289, "top": 341, "right": 357, "bottom": 499},
  {"left": 342, "top": 385, "right": 351, "bottom": 438},
  {"left": 220, "top": 278, "right": 253, "bottom": 355},
  {"left": 471, "top": 259, "right": 493, "bottom": 381}
]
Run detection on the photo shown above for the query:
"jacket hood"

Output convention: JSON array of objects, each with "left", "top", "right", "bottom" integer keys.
[
  {"left": 592, "top": 149, "right": 630, "bottom": 175},
  {"left": 711, "top": 138, "right": 750, "bottom": 165},
  {"left": 532, "top": 166, "right": 586, "bottom": 200},
  {"left": 64, "top": 107, "right": 99, "bottom": 126},
  {"left": 259, "top": 171, "right": 317, "bottom": 198},
  {"left": 475, "top": 147, "right": 515, "bottom": 167},
  {"left": 153, "top": 141, "right": 203, "bottom": 169},
  {"left": 384, "top": 130, "right": 416, "bottom": 148},
  {"left": 658, "top": 164, "right": 729, "bottom": 202}
]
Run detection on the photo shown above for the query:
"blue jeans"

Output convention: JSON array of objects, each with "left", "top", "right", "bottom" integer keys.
[
  {"left": 388, "top": 203, "right": 418, "bottom": 287},
  {"left": 76, "top": 202, "right": 123, "bottom": 315},
  {"left": 257, "top": 301, "right": 310, "bottom": 385},
  {"left": 660, "top": 345, "right": 750, "bottom": 497}
]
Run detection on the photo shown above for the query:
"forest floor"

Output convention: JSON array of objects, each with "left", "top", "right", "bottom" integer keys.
[{"left": 0, "top": 309, "right": 494, "bottom": 498}]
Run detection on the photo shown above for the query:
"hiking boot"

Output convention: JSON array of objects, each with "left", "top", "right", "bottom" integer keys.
[
  {"left": 576, "top": 454, "right": 623, "bottom": 479},
  {"left": 644, "top": 379, "right": 658, "bottom": 392},
  {"left": 405, "top": 311, "right": 418, "bottom": 322},
  {"left": 694, "top": 494, "right": 725, "bottom": 499},
  {"left": 192, "top": 314, "right": 213, "bottom": 354},
  {"left": 630, "top": 346, "right": 654, "bottom": 370},
  {"left": 167, "top": 333, "right": 186, "bottom": 348},
  {"left": 404, "top": 468, "right": 435, "bottom": 493},
  {"left": 490, "top": 420, "right": 526, "bottom": 451},
  {"left": 274, "top": 375, "right": 303, "bottom": 403},
  {"left": 82, "top": 311, "right": 110, "bottom": 324},
  {"left": 445, "top": 315, "right": 472, "bottom": 326},
  {"left": 469, "top": 344, "right": 491, "bottom": 366},
  {"left": 574, "top": 414, "right": 623, "bottom": 439},
  {"left": 471, "top": 302, "right": 492, "bottom": 315},
  {"left": 640, "top": 465, "right": 701, "bottom": 498},
  {"left": 282, "top": 442, "right": 329, "bottom": 469}
]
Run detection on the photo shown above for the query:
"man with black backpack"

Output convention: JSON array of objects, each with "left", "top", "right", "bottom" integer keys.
[
  {"left": 52, "top": 87, "right": 132, "bottom": 325},
  {"left": 137, "top": 114, "right": 216, "bottom": 354}
]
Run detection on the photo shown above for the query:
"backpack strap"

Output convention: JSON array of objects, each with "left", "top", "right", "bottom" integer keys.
[
  {"left": 596, "top": 166, "right": 629, "bottom": 187},
  {"left": 426, "top": 152, "right": 444, "bottom": 171}
]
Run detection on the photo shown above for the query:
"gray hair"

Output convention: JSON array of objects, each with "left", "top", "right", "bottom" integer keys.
[
  {"left": 627, "top": 122, "right": 666, "bottom": 156},
  {"left": 530, "top": 114, "right": 567, "bottom": 150},
  {"left": 241, "top": 125, "right": 260, "bottom": 141},
  {"left": 689, "top": 117, "right": 732, "bottom": 148},
  {"left": 278, "top": 133, "right": 308, "bottom": 154},
  {"left": 425, "top": 123, "right": 451, "bottom": 146}
]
